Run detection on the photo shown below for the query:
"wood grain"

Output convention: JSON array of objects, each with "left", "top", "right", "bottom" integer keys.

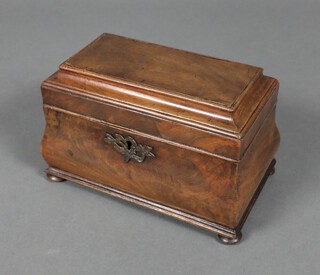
[
  {"left": 41, "top": 33, "right": 280, "bottom": 241},
  {"left": 62, "top": 33, "right": 261, "bottom": 107}
]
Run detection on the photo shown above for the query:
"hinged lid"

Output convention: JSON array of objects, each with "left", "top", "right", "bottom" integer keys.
[{"left": 45, "top": 33, "right": 279, "bottom": 139}]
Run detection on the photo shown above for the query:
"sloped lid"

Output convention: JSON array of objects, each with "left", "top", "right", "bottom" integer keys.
[{"left": 53, "top": 33, "right": 278, "bottom": 137}]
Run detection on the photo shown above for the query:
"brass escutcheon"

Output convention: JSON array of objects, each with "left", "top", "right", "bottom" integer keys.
[{"left": 104, "top": 133, "right": 155, "bottom": 163}]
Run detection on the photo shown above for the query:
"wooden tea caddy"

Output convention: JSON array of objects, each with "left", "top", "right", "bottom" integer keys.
[{"left": 41, "top": 34, "right": 280, "bottom": 244}]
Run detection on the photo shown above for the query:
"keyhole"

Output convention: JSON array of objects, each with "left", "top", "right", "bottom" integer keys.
[{"left": 127, "top": 141, "right": 132, "bottom": 150}]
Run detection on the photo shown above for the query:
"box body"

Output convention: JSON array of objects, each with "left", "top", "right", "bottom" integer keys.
[{"left": 41, "top": 34, "right": 280, "bottom": 240}]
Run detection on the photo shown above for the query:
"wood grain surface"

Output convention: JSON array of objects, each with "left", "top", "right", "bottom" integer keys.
[
  {"left": 62, "top": 33, "right": 261, "bottom": 107},
  {"left": 41, "top": 34, "right": 280, "bottom": 237}
]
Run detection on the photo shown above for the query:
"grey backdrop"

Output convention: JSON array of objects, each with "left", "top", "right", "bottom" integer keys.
[{"left": 1, "top": 0, "right": 319, "bottom": 274}]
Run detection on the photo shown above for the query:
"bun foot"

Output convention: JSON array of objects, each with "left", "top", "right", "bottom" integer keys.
[
  {"left": 46, "top": 173, "right": 65, "bottom": 183},
  {"left": 217, "top": 232, "right": 242, "bottom": 245}
]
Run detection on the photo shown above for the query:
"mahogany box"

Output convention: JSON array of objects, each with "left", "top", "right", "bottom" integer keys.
[{"left": 41, "top": 34, "right": 280, "bottom": 244}]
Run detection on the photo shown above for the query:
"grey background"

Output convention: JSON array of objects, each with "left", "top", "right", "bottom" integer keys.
[{"left": 0, "top": 0, "right": 319, "bottom": 274}]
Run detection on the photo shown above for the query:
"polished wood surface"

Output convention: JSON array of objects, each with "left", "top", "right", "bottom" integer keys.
[
  {"left": 45, "top": 159, "right": 276, "bottom": 244},
  {"left": 53, "top": 33, "right": 279, "bottom": 136},
  {"left": 41, "top": 34, "right": 280, "bottom": 243},
  {"left": 41, "top": 85, "right": 242, "bottom": 160},
  {"left": 62, "top": 33, "right": 261, "bottom": 107},
  {"left": 42, "top": 106, "right": 238, "bottom": 227}
]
